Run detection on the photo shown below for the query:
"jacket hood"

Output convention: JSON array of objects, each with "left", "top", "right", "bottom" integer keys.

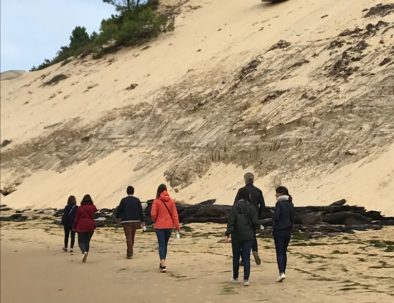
[
  {"left": 235, "top": 199, "right": 249, "bottom": 214},
  {"left": 159, "top": 190, "right": 171, "bottom": 202}
]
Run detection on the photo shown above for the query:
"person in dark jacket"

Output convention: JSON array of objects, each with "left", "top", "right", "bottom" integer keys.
[
  {"left": 61, "top": 195, "right": 78, "bottom": 252},
  {"left": 234, "top": 172, "right": 265, "bottom": 265},
  {"left": 272, "top": 186, "right": 295, "bottom": 282},
  {"left": 73, "top": 194, "right": 97, "bottom": 263},
  {"left": 116, "top": 186, "right": 145, "bottom": 259},
  {"left": 226, "top": 187, "right": 260, "bottom": 286}
]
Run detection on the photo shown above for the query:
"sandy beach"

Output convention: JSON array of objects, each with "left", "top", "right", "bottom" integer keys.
[{"left": 1, "top": 218, "right": 393, "bottom": 303}]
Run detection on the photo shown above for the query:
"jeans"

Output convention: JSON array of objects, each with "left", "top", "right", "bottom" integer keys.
[
  {"left": 78, "top": 231, "right": 94, "bottom": 253},
  {"left": 122, "top": 222, "right": 140, "bottom": 257},
  {"left": 63, "top": 225, "right": 75, "bottom": 249},
  {"left": 232, "top": 239, "right": 253, "bottom": 281},
  {"left": 155, "top": 229, "right": 172, "bottom": 260},
  {"left": 273, "top": 230, "right": 291, "bottom": 274}
]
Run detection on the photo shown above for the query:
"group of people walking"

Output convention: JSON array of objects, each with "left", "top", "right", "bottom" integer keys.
[{"left": 61, "top": 173, "right": 295, "bottom": 285}]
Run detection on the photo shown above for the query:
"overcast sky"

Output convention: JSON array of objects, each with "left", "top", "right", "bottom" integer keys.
[{"left": 1, "top": 0, "right": 116, "bottom": 72}]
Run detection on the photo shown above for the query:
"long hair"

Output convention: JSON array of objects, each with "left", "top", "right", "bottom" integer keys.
[
  {"left": 156, "top": 184, "right": 167, "bottom": 198},
  {"left": 81, "top": 194, "right": 93, "bottom": 205},
  {"left": 67, "top": 195, "right": 76, "bottom": 206},
  {"left": 275, "top": 186, "right": 293, "bottom": 203}
]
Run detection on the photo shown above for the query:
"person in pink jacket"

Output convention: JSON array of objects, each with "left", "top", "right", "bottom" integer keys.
[{"left": 151, "top": 184, "right": 180, "bottom": 273}]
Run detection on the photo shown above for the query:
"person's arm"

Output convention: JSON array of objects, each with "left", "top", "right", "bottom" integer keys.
[
  {"left": 115, "top": 199, "right": 123, "bottom": 219},
  {"left": 290, "top": 204, "right": 295, "bottom": 227},
  {"left": 250, "top": 206, "right": 259, "bottom": 230},
  {"left": 61, "top": 206, "right": 67, "bottom": 225},
  {"left": 225, "top": 208, "right": 236, "bottom": 237},
  {"left": 171, "top": 200, "right": 180, "bottom": 231},
  {"left": 234, "top": 189, "right": 240, "bottom": 204},
  {"left": 273, "top": 202, "right": 281, "bottom": 222},
  {"left": 258, "top": 190, "right": 265, "bottom": 218},
  {"left": 137, "top": 199, "right": 145, "bottom": 223},
  {"left": 151, "top": 200, "right": 158, "bottom": 222},
  {"left": 73, "top": 208, "right": 81, "bottom": 231}
]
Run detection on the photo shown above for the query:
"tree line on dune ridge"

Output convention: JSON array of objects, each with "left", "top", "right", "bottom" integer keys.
[{"left": 31, "top": 0, "right": 174, "bottom": 71}]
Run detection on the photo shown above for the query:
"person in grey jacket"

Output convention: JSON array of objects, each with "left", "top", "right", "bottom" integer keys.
[
  {"left": 273, "top": 186, "right": 295, "bottom": 282},
  {"left": 226, "top": 188, "right": 260, "bottom": 286}
]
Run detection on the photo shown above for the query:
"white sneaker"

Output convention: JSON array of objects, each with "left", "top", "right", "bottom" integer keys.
[
  {"left": 82, "top": 252, "right": 88, "bottom": 263},
  {"left": 244, "top": 280, "right": 250, "bottom": 286},
  {"left": 276, "top": 273, "right": 286, "bottom": 282},
  {"left": 231, "top": 278, "right": 238, "bottom": 283}
]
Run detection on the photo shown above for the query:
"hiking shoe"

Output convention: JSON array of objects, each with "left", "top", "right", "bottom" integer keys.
[
  {"left": 231, "top": 278, "right": 239, "bottom": 283},
  {"left": 62, "top": 247, "right": 67, "bottom": 252},
  {"left": 82, "top": 252, "right": 88, "bottom": 263},
  {"left": 276, "top": 273, "right": 286, "bottom": 282},
  {"left": 69, "top": 249, "right": 73, "bottom": 253},
  {"left": 160, "top": 266, "right": 167, "bottom": 273},
  {"left": 244, "top": 280, "right": 250, "bottom": 286},
  {"left": 253, "top": 251, "right": 261, "bottom": 265},
  {"left": 127, "top": 255, "right": 132, "bottom": 259}
]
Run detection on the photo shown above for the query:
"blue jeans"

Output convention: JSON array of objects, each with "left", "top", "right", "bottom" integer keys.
[
  {"left": 232, "top": 239, "right": 253, "bottom": 281},
  {"left": 155, "top": 229, "right": 172, "bottom": 260},
  {"left": 273, "top": 230, "right": 291, "bottom": 274}
]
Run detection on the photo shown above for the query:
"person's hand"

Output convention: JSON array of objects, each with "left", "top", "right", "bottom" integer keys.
[{"left": 225, "top": 235, "right": 231, "bottom": 243}]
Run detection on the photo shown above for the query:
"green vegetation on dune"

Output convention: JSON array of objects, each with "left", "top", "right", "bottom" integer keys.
[{"left": 31, "top": 0, "right": 173, "bottom": 71}]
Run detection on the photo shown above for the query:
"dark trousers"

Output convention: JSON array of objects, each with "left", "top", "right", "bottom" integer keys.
[
  {"left": 63, "top": 225, "right": 75, "bottom": 249},
  {"left": 252, "top": 234, "right": 258, "bottom": 252},
  {"left": 155, "top": 229, "right": 172, "bottom": 260},
  {"left": 78, "top": 231, "right": 94, "bottom": 253},
  {"left": 273, "top": 230, "right": 291, "bottom": 274},
  {"left": 232, "top": 239, "right": 253, "bottom": 281},
  {"left": 122, "top": 222, "right": 140, "bottom": 257}
]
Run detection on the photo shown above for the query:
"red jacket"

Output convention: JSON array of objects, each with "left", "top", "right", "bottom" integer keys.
[
  {"left": 73, "top": 204, "right": 97, "bottom": 232},
  {"left": 151, "top": 191, "right": 180, "bottom": 231}
]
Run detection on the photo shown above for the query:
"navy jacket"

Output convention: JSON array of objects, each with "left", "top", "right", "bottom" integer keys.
[
  {"left": 61, "top": 204, "right": 78, "bottom": 227},
  {"left": 116, "top": 195, "right": 145, "bottom": 223},
  {"left": 273, "top": 196, "right": 295, "bottom": 231}
]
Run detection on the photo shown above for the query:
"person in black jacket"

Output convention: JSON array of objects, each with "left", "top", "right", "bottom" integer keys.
[
  {"left": 116, "top": 186, "right": 145, "bottom": 259},
  {"left": 61, "top": 195, "right": 78, "bottom": 252},
  {"left": 273, "top": 186, "right": 295, "bottom": 282},
  {"left": 234, "top": 172, "right": 265, "bottom": 265},
  {"left": 226, "top": 188, "right": 260, "bottom": 286}
]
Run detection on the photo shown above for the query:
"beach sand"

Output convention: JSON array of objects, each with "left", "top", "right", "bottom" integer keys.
[{"left": 1, "top": 220, "right": 393, "bottom": 303}]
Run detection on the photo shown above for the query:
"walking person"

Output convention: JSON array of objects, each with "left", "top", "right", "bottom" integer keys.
[
  {"left": 116, "top": 186, "right": 145, "bottom": 259},
  {"left": 151, "top": 184, "right": 180, "bottom": 273},
  {"left": 73, "top": 194, "right": 97, "bottom": 263},
  {"left": 61, "top": 195, "right": 78, "bottom": 253},
  {"left": 226, "top": 188, "right": 260, "bottom": 286},
  {"left": 273, "top": 186, "right": 295, "bottom": 282},
  {"left": 234, "top": 172, "right": 265, "bottom": 265}
]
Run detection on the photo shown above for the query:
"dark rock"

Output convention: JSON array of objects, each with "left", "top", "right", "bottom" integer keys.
[
  {"left": 329, "top": 199, "right": 346, "bottom": 207},
  {"left": 268, "top": 40, "right": 291, "bottom": 51},
  {"left": 324, "top": 211, "right": 370, "bottom": 225},
  {"left": 379, "top": 58, "right": 391, "bottom": 66},
  {"left": 0, "top": 213, "right": 28, "bottom": 222},
  {"left": 299, "top": 212, "right": 322, "bottom": 225},
  {"left": 363, "top": 3, "right": 394, "bottom": 18},
  {"left": 1, "top": 139, "right": 12, "bottom": 148},
  {"left": 0, "top": 207, "right": 12, "bottom": 212},
  {"left": 42, "top": 74, "right": 68, "bottom": 86}
]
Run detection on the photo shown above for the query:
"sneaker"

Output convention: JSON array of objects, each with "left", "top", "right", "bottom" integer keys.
[
  {"left": 159, "top": 264, "right": 167, "bottom": 273},
  {"left": 253, "top": 251, "right": 261, "bottom": 265},
  {"left": 69, "top": 249, "right": 73, "bottom": 253},
  {"left": 82, "top": 252, "right": 88, "bottom": 263},
  {"left": 231, "top": 278, "right": 238, "bottom": 283},
  {"left": 126, "top": 255, "right": 132, "bottom": 259},
  {"left": 244, "top": 280, "right": 250, "bottom": 286},
  {"left": 276, "top": 273, "right": 286, "bottom": 282},
  {"left": 62, "top": 247, "right": 67, "bottom": 252}
]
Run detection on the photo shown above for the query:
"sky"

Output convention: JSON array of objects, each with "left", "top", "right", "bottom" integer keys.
[{"left": 1, "top": 0, "right": 116, "bottom": 72}]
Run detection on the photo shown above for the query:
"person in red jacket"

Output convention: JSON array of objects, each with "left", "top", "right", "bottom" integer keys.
[
  {"left": 73, "top": 194, "right": 97, "bottom": 263},
  {"left": 151, "top": 184, "right": 180, "bottom": 273}
]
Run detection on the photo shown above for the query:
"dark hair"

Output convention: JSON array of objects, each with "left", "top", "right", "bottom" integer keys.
[
  {"left": 127, "top": 186, "right": 134, "bottom": 195},
  {"left": 275, "top": 186, "right": 293, "bottom": 203},
  {"left": 81, "top": 194, "right": 93, "bottom": 205},
  {"left": 67, "top": 195, "right": 76, "bottom": 206},
  {"left": 237, "top": 187, "right": 250, "bottom": 201},
  {"left": 244, "top": 172, "right": 254, "bottom": 185},
  {"left": 156, "top": 184, "right": 167, "bottom": 198}
]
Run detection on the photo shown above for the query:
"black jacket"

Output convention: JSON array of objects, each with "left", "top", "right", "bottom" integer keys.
[
  {"left": 234, "top": 184, "right": 265, "bottom": 218},
  {"left": 116, "top": 195, "right": 145, "bottom": 223},
  {"left": 61, "top": 204, "right": 78, "bottom": 227},
  {"left": 273, "top": 196, "right": 295, "bottom": 231},
  {"left": 226, "top": 199, "right": 260, "bottom": 242}
]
